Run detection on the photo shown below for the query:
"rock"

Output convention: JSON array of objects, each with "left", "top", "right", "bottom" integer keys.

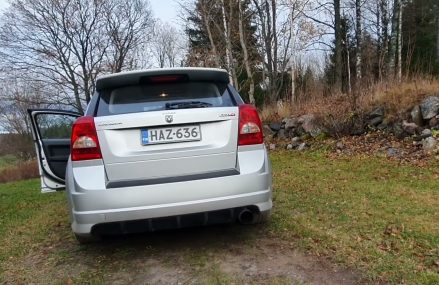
[
  {"left": 290, "top": 137, "right": 301, "bottom": 148},
  {"left": 368, "top": 116, "right": 383, "bottom": 127},
  {"left": 284, "top": 118, "right": 299, "bottom": 130},
  {"left": 263, "top": 125, "right": 274, "bottom": 136},
  {"left": 421, "top": 129, "right": 432, "bottom": 138},
  {"left": 269, "top": 143, "right": 276, "bottom": 151},
  {"left": 393, "top": 123, "right": 406, "bottom": 139},
  {"left": 369, "top": 106, "right": 385, "bottom": 118},
  {"left": 291, "top": 136, "right": 301, "bottom": 143},
  {"left": 298, "top": 114, "right": 322, "bottom": 137},
  {"left": 386, "top": 147, "right": 399, "bottom": 157},
  {"left": 411, "top": 105, "right": 423, "bottom": 126},
  {"left": 336, "top": 141, "right": 345, "bottom": 150},
  {"left": 269, "top": 122, "right": 282, "bottom": 132},
  {"left": 351, "top": 122, "right": 366, "bottom": 136},
  {"left": 420, "top": 96, "right": 439, "bottom": 120},
  {"left": 297, "top": 142, "right": 307, "bottom": 151},
  {"left": 377, "top": 123, "right": 388, "bottom": 131},
  {"left": 276, "top": 129, "right": 286, "bottom": 139},
  {"left": 429, "top": 117, "right": 439, "bottom": 128},
  {"left": 286, "top": 144, "right": 293, "bottom": 150},
  {"left": 422, "top": 137, "right": 437, "bottom": 152},
  {"left": 402, "top": 120, "right": 419, "bottom": 135}
]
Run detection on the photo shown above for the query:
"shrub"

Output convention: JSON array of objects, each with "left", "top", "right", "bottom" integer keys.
[{"left": 0, "top": 160, "right": 39, "bottom": 183}]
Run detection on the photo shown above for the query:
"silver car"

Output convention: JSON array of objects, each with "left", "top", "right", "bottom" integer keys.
[{"left": 28, "top": 68, "right": 272, "bottom": 243}]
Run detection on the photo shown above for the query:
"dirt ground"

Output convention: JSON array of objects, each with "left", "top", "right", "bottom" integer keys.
[{"left": 3, "top": 223, "right": 361, "bottom": 284}]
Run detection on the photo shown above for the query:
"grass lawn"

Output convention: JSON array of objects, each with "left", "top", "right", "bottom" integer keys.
[
  {"left": 0, "top": 150, "right": 438, "bottom": 284},
  {"left": 271, "top": 151, "right": 439, "bottom": 284}
]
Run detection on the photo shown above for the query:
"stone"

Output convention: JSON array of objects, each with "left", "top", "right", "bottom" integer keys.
[
  {"left": 411, "top": 105, "right": 423, "bottom": 126},
  {"left": 368, "top": 116, "right": 383, "bottom": 127},
  {"left": 298, "top": 114, "right": 322, "bottom": 137},
  {"left": 290, "top": 137, "right": 301, "bottom": 148},
  {"left": 402, "top": 120, "right": 419, "bottom": 135},
  {"left": 286, "top": 144, "right": 293, "bottom": 150},
  {"left": 429, "top": 117, "right": 439, "bottom": 128},
  {"left": 351, "top": 122, "right": 365, "bottom": 136},
  {"left": 392, "top": 123, "right": 407, "bottom": 139},
  {"left": 421, "top": 129, "right": 432, "bottom": 138},
  {"left": 420, "top": 96, "right": 439, "bottom": 120},
  {"left": 284, "top": 118, "right": 299, "bottom": 130},
  {"left": 263, "top": 125, "right": 274, "bottom": 136},
  {"left": 276, "top": 129, "right": 286, "bottom": 139},
  {"left": 297, "top": 142, "right": 307, "bottom": 151},
  {"left": 386, "top": 147, "right": 399, "bottom": 157},
  {"left": 377, "top": 123, "right": 388, "bottom": 131},
  {"left": 336, "top": 141, "right": 345, "bottom": 150},
  {"left": 369, "top": 106, "right": 385, "bottom": 118},
  {"left": 269, "top": 122, "right": 282, "bottom": 132},
  {"left": 269, "top": 143, "right": 276, "bottom": 151},
  {"left": 422, "top": 137, "right": 437, "bottom": 152}
]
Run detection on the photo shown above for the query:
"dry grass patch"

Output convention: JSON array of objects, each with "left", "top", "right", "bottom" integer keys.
[{"left": 0, "top": 160, "right": 38, "bottom": 183}]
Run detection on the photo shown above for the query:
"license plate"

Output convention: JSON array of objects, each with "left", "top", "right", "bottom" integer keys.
[{"left": 141, "top": 125, "right": 201, "bottom": 145}]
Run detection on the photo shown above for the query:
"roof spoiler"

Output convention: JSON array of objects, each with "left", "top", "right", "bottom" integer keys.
[{"left": 96, "top": 68, "right": 230, "bottom": 91}]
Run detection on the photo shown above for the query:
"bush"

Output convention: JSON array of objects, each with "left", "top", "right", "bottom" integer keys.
[{"left": 0, "top": 160, "right": 39, "bottom": 183}]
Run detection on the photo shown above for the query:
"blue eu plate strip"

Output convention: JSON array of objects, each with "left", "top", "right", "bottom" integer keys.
[{"left": 141, "top": 129, "right": 149, "bottom": 145}]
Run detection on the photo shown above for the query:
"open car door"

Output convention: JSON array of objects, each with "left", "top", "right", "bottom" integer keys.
[{"left": 28, "top": 109, "right": 81, "bottom": 193}]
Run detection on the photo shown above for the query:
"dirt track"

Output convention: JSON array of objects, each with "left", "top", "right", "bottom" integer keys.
[{"left": 3, "top": 223, "right": 360, "bottom": 284}]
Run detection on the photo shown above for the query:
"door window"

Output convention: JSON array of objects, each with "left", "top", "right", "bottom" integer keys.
[{"left": 36, "top": 114, "right": 76, "bottom": 139}]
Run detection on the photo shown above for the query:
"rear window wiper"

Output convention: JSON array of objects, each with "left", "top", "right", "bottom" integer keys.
[{"left": 165, "top": 101, "right": 212, "bottom": 110}]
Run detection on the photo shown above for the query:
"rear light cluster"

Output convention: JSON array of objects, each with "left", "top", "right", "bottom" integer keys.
[
  {"left": 238, "top": 104, "right": 264, "bottom": 146},
  {"left": 71, "top": 116, "right": 102, "bottom": 161}
]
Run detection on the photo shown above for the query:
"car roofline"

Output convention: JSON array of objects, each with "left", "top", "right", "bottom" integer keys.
[{"left": 95, "top": 67, "right": 230, "bottom": 91}]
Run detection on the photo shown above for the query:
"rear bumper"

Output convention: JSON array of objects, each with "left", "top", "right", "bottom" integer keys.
[{"left": 66, "top": 145, "right": 272, "bottom": 235}]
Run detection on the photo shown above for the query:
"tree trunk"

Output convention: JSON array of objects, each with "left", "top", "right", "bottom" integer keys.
[
  {"left": 201, "top": 0, "right": 221, "bottom": 67},
  {"left": 334, "top": 0, "right": 342, "bottom": 92},
  {"left": 291, "top": 66, "right": 295, "bottom": 103},
  {"left": 437, "top": 13, "right": 439, "bottom": 60},
  {"left": 437, "top": 13, "right": 439, "bottom": 61},
  {"left": 238, "top": 0, "right": 255, "bottom": 105},
  {"left": 221, "top": 0, "right": 238, "bottom": 88},
  {"left": 396, "top": 0, "right": 402, "bottom": 81},
  {"left": 355, "top": 0, "right": 362, "bottom": 81},
  {"left": 380, "top": 0, "right": 389, "bottom": 80},
  {"left": 346, "top": 30, "right": 352, "bottom": 94},
  {"left": 390, "top": 0, "right": 401, "bottom": 79}
]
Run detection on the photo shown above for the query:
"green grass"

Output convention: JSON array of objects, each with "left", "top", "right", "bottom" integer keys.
[
  {"left": 270, "top": 150, "right": 439, "bottom": 284},
  {"left": 0, "top": 151, "right": 438, "bottom": 284}
]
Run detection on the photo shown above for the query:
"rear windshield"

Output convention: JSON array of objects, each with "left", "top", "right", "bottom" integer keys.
[{"left": 96, "top": 81, "right": 235, "bottom": 116}]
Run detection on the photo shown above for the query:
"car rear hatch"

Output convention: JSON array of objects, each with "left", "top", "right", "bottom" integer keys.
[{"left": 93, "top": 69, "right": 239, "bottom": 186}]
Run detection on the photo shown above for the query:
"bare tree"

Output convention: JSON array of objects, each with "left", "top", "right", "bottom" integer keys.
[
  {"left": 379, "top": 0, "right": 390, "bottom": 80},
  {"left": 105, "top": 0, "right": 153, "bottom": 72},
  {"left": 221, "top": 0, "right": 238, "bottom": 87},
  {"left": 390, "top": 0, "right": 402, "bottom": 80},
  {"left": 0, "top": 0, "right": 153, "bottom": 114},
  {"left": 151, "top": 21, "right": 185, "bottom": 68},
  {"left": 238, "top": 0, "right": 256, "bottom": 104},
  {"left": 355, "top": 0, "right": 362, "bottom": 80},
  {"left": 334, "top": 0, "right": 343, "bottom": 92}
]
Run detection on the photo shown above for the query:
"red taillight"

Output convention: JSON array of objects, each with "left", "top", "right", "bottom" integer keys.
[
  {"left": 238, "top": 104, "right": 263, "bottom": 146},
  {"left": 71, "top": 116, "right": 102, "bottom": 161}
]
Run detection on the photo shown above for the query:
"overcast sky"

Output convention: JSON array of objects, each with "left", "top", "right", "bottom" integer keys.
[{"left": 0, "top": 0, "right": 181, "bottom": 24}]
